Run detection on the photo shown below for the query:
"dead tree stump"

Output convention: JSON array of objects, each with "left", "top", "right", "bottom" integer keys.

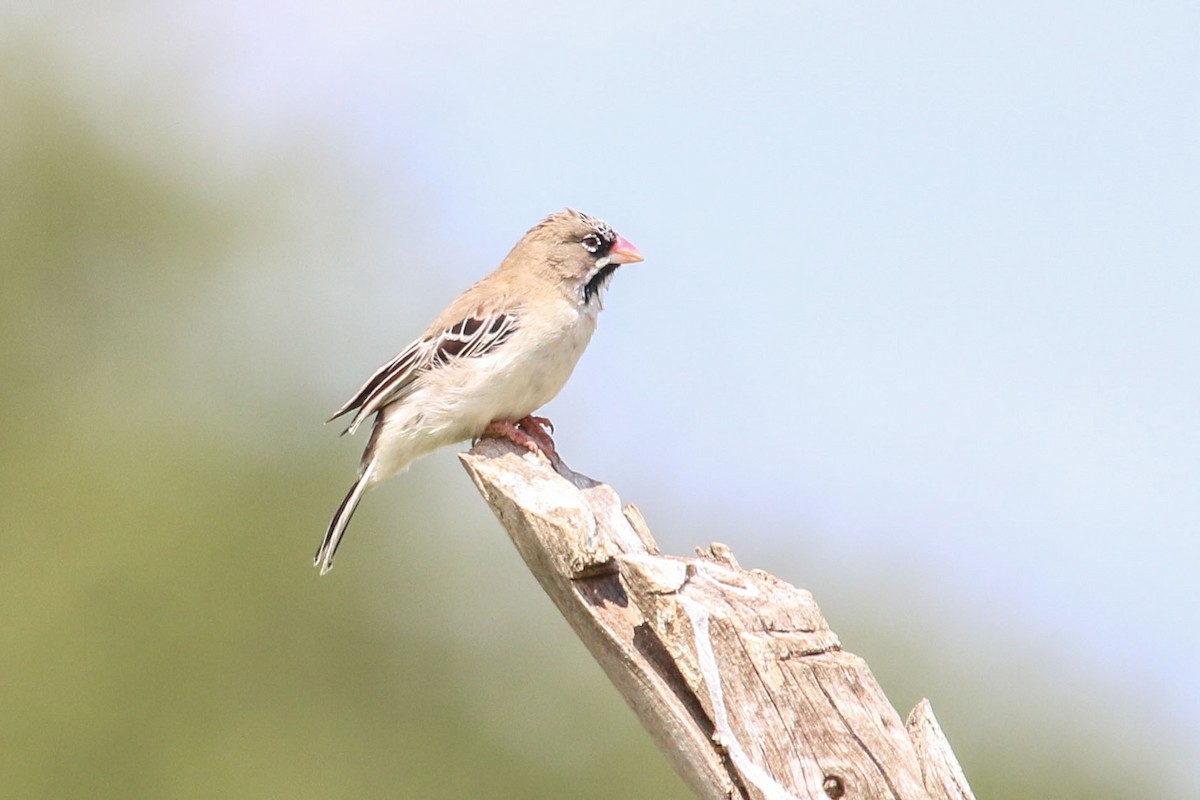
[{"left": 460, "top": 438, "right": 975, "bottom": 800}]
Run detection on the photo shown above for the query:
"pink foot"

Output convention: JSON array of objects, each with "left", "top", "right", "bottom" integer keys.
[
  {"left": 480, "top": 416, "right": 558, "bottom": 461},
  {"left": 516, "top": 415, "right": 557, "bottom": 459}
]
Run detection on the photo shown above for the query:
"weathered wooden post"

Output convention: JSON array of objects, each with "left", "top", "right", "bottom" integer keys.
[{"left": 461, "top": 439, "right": 975, "bottom": 800}]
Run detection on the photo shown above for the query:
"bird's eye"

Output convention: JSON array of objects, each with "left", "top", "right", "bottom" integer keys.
[{"left": 581, "top": 233, "right": 602, "bottom": 253}]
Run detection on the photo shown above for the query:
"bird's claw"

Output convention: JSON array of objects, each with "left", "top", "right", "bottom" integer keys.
[{"left": 522, "top": 415, "right": 554, "bottom": 436}]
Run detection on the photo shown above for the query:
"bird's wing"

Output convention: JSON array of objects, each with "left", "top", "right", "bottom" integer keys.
[{"left": 328, "top": 311, "right": 520, "bottom": 434}]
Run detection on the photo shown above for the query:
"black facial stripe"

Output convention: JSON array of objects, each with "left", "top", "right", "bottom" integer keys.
[{"left": 583, "top": 263, "right": 619, "bottom": 305}]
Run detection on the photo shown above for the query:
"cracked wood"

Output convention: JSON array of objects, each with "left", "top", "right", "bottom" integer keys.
[{"left": 460, "top": 438, "right": 975, "bottom": 800}]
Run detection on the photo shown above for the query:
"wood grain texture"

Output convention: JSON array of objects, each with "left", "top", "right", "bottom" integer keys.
[
  {"left": 460, "top": 439, "right": 974, "bottom": 800},
  {"left": 906, "top": 700, "right": 977, "bottom": 800}
]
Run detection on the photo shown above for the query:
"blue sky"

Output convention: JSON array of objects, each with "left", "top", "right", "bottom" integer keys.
[{"left": 31, "top": 0, "right": 1200, "bottom": 791}]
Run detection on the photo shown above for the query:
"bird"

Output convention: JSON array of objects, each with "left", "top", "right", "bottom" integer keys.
[{"left": 315, "top": 209, "right": 644, "bottom": 575}]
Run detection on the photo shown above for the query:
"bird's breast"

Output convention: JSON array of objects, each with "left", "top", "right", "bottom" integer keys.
[
  {"left": 415, "top": 306, "right": 597, "bottom": 440},
  {"left": 500, "top": 309, "right": 597, "bottom": 409}
]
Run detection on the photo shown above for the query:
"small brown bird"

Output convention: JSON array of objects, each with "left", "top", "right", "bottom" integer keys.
[{"left": 316, "top": 209, "right": 643, "bottom": 574}]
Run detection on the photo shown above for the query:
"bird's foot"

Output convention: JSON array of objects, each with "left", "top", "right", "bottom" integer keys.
[
  {"left": 479, "top": 416, "right": 558, "bottom": 461},
  {"left": 517, "top": 415, "right": 557, "bottom": 459}
]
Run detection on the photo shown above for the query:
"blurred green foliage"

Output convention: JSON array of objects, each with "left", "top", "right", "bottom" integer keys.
[
  {"left": 0, "top": 25, "right": 1172, "bottom": 800},
  {"left": 0, "top": 44, "right": 690, "bottom": 799}
]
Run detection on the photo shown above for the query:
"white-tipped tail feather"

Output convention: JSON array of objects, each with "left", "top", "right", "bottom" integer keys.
[{"left": 315, "top": 461, "right": 375, "bottom": 575}]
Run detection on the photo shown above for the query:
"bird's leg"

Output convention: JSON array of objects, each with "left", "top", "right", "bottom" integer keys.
[
  {"left": 479, "top": 419, "right": 551, "bottom": 459},
  {"left": 516, "top": 415, "right": 558, "bottom": 460},
  {"left": 478, "top": 416, "right": 558, "bottom": 461}
]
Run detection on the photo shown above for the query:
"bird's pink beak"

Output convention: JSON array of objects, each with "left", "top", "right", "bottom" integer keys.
[{"left": 609, "top": 235, "right": 644, "bottom": 264}]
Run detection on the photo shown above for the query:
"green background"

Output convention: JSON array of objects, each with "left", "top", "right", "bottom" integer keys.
[{"left": 1, "top": 9, "right": 1187, "bottom": 799}]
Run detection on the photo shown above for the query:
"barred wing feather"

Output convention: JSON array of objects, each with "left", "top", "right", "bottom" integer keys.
[{"left": 328, "top": 312, "right": 519, "bottom": 435}]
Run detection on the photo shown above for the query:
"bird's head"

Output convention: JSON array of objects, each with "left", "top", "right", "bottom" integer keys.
[{"left": 507, "top": 209, "right": 643, "bottom": 309}]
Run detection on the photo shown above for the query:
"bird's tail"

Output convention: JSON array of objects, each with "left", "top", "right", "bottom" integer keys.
[{"left": 315, "top": 462, "right": 375, "bottom": 576}]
